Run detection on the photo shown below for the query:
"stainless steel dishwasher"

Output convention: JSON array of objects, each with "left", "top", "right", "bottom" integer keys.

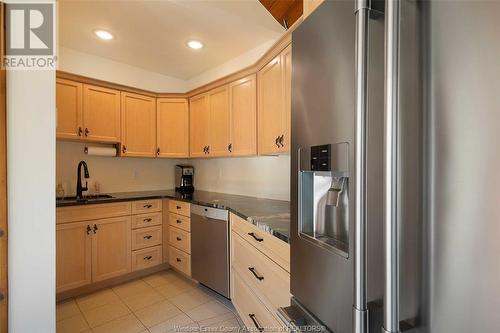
[{"left": 190, "top": 204, "right": 230, "bottom": 298}]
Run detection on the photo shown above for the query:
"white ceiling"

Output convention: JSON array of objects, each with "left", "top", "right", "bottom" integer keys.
[{"left": 58, "top": 0, "right": 284, "bottom": 80}]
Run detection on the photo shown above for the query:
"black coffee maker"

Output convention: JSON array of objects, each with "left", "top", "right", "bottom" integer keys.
[{"left": 175, "top": 165, "right": 194, "bottom": 193}]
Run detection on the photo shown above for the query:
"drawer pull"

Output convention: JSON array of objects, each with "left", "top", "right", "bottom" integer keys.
[
  {"left": 176, "top": 237, "right": 182, "bottom": 241},
  {"left": 248, "top": 232, "right": 264, "bottom": 242},
  {"left": 249, "top": 314, "right": 264, "bottom": 332},
  {"left": 143, "top": 218, "right": 153, "bottom": 222},
  {"left": 176, "top": 220, "right": 182, "bottom": 224},
  {"left": 86, "top": 225, "right": 92, "bottom": 235},
  {"left": 144, "top": 256, "right": 153, "bottom": 260},
  {"left": 176, "top": 258, "right": 182, "bottom": 262},
  {"left": 176, "top": 205, "right": 181, "bottom": 209},
  {"left": 143, "top": 204, "right": 153, "bottom": 208},
  {"left": 143, "top": 235, "right": 153, "bottom": 240},
  {"left": 248, "top": 267, "right": 264, "bottom": 281}
]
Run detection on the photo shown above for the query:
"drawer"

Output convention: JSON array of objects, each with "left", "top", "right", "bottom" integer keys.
[
  {"left": 169, "top": 226, "right": 191, "bottom": 254},
  {"left": 232, "top": 232, "right": 290, "bottom": 310},
  {"left": 132, "top": 199, "right": 162, "bottom": 214},
  {"left": 169, "top": 212, "right": 191, "bottom": 232},
  {"left": 231, "top": 213, "right": 290, "bottom": 272},
  {"left": 232, "top": 270, "right": 282, "bottom": 333},
  {"left": 57, "top": 202, "right": 132, "bottom": 224},
  {"left": 132, "top": 212, "right": 162, "bottom": 229},
  {"left": 169, "top": 246, "right": 191, "bottom": 277},
  {"left": 132, "top": 225, "right": 162, "bottom": 250},
  {"left": 168, "top": 200, "right": 190, "bottom": 217},
  {"left": 132, "top": 245, "right": 162, "bottom": 271}
]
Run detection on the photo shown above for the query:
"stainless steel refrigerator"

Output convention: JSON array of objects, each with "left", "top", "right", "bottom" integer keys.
[{"left": 279, "top": 0, "right": 500, "bottom": 332}]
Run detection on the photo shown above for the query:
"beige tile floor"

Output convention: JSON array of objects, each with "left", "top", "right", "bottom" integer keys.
[{"left": 56, "top": 269, "right": 243, "bottom": 333}]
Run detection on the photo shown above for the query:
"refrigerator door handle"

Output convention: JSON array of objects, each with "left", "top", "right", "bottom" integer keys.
[
  {"left": 383, "top": 0, "right": 401, "bottom": 332},
  {"left": 353, "top": 0, "right": 370, "bottom": 332}
]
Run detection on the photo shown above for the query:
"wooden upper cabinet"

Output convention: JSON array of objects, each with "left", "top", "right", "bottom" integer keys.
[
  {"left": 208, "top": 85, "right": 230, "bottom": 157},
  {"left": 56, "top": 78, "right": 83, "bottom": 140},
  {"left": 83, "top": 84, "right": 121, "bottom": 143},
  {"left": 282, "top": 45, "right": 292, "bottom": 150},
  {"left": 258, "top": 55, "right": 284, "bottom": 155},
  {"left": 121, "top": 92, "right": 156, "bottom": 157},
  {"left": 56, "top": 221, "right": 92, "bottom": 293},
  {"left": 189, "top": 93, "right": 210, "bottom": 157},
  {"left": 229, "top": 75, "right": 257, "bottom": 156},
  {"left": 257, "top": 46, "right": 291, "bottom": 154},
  {"left": 157, "top": 98, "right": 189, "bottom": 158},
  {"left": 91, "top": 216, "right": 131, "bottom": 282}
]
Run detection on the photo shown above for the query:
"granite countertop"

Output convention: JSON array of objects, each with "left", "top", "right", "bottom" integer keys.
[{"left": 56, "top": 189, "right": 291, "bottom": 243}]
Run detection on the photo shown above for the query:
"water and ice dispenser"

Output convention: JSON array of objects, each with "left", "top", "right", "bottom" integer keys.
[{"left": 298, "top": 143, "right": 349, "bottom": 257}]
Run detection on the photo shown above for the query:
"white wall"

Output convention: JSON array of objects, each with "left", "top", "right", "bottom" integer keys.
[
  {"left": 7, "top": 70, "right": 56, "bottom": 332},
  {"left": 185, "top": 40, "right": 276, "bottom": 89},
  {"left": 190, "top": 155, "right": 290, "bottom": 201},
  {"left": 57, "top": 141, "right": 182, "bottom": 195},
  {"left": 58, "top": 46, "right": 189, "bottom": 93}
]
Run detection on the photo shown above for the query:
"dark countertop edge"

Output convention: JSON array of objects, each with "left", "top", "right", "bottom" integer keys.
[{"left": 56, "top": 192, "right": 290, "bottom": 243}]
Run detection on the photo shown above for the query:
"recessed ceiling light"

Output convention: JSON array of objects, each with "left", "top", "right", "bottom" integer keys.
[
  {"left": 187, "top": 40, "right": 204, "bottom": 50},
  {"left": 94, "top": 30, "right": 114, "bottom": 41}
]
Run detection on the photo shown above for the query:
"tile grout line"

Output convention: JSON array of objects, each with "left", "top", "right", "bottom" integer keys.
[{"left": 72, "top": 297, "right": 93, "bottom": 332}]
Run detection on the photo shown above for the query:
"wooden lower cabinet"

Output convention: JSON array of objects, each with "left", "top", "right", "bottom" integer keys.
[
  {"left": 232, "top": 270, "right": 282, "bottom": 333},
  {"left": 56, "top": 221, "right": 92, "bottom": 293},
  {"left": 91, "top": 216, "right": 132, "bottom": 282}
]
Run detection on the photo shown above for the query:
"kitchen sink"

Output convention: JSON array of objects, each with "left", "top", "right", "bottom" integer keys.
[{"left": 57, "top": 194, "right": 115, "bottom": 201}]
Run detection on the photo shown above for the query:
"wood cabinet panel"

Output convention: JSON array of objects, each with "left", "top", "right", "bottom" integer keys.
[
  {"left": 208, "top": 85, "right": 230, "bottom": 157},
  {"left": 132, "top": 199, "right": 162, "bottom": 214},
  {"left": 56, "top": 221, "right": 92, "bottom": 293},
  {"left": 56, "top": 202, "right": 132, "bottom": 224},
  {"left": 169, "top": 246, "right": 191, "bottom": 277},
  {"left": 258, "top": 56, "right": 283, "bottom": 155},
  {"left": 168, "top": 212, "right": 190, "bottom": 232},
  {"left": 162, "top": 200, "right": 170, "bottom": 264},
  {"left": 157, "top": 98, "right": 189, "bottom": 158},
  {"left": 169, "top": 226, "right": 191, "bottom": 254},
  {"left": 132, "top": 245, "right": 162, "bottom": 272},
  {"left": 56, "top": 78, "right": 83, "bottom": 139},
  {"left": 132, "top": 212, "right": 162, "bottom": 229},
  {"left": 232, "top": 232, "right": 290, "bottom": 311},
  {"left": 132, "top": 225, "right": 162, "bottom": 250},
  {"left": 83, "top": 84, "right": 121, "bottom": 143},
  {"left": 232, "top": 270, "right": 282, "bottom": 333},
  {"left": 91, "top": 216, "right": 131, "bottom": 282},
  {"left": 121, "top": 92, "right": 156, "bottom": 157},
  {"left": 282, "top": 45, "right": 292, "bottom": 151},
  {"left": 168, "top": 200, "right": 190, "bottom": 217},
  {"left": 229, "top": 75, "right": 257, "bottom": 156},
  {"left": 231, "top": 213, "right": 290, "bottom": 272},
  {"left": 189, "top": 93, "right": 210, "bottom": 157}
]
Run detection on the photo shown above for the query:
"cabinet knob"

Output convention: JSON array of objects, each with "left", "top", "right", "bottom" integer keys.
[
  {"left": 144, "top": 256, "right": 152, "bottom": 260},
  {"left": 143, "top": 235, "right": 153, "bottom": 240},
  {"left": 228, "top": 143, "right": 232, "bottom": 153},
  {"left": 279, "top": 134, "right": 285, "bottom": 147},
  {"left": 156, "top": 147, "right": 160, "bottom": 156},
  {"left": 122, "top": 145, "right": 127, "bottom": 154},
  {"left": 176, "top": 237, "right": 182, "bottom": 241},
  {"left": 143, "top": 218, "right": 152, "bottom": 222},
  {"left": 176, "top": 258, "right": 182, "bottom": 262},
  {"left": 78, "top": 127, "right": 83, "bottom": 136},
  {"left": 275, "top": 136, "right": 280, "bottom": 147},
  {"left": 86, "top": 225, "right": 91, "bottom": 235},
  {"left": 84, "top": 128, "right": 89, "bottom": 137},
  {"left": 92, "top": 224, "right": 98, "bottom": 234},
  {"left": 143, "top": 204, "right": 153, "bottom": 208},
  {"left": 207, "top": 145, "right": 210, "bottom": 154}
]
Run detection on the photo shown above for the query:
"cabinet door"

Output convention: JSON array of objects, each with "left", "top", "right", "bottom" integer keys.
[
  {"left": 189, "top": 93, "right": 210, "bottom": 157},
  {"left": 258, "top": 55, "right": 283, "bottom": 155},
  {"left": 208, "top": 85, "right": 230, "bottom": 157},
  {"left": 157, "top": 98, "right": 189, "bottom": 158},
  {"left": 56, "top": 221, "right": 92, "bottom": 293},
  {"left": 121, "top": 92, "right": 156, "bottom": 157},
  {"left": 92, "top": 216, "right": 131, "bottom": 282},
  {"left": 229, "top": 75, "right": 257, "bottom": 156},
  {"left": 56, "top": 78, "right": 83, "bottom": 140},
  {"left": 281, "top": 45, "right": 292, "bottom": 152},
  {"left": 83, "top": 84, "right": 121, "bottom": 143}
]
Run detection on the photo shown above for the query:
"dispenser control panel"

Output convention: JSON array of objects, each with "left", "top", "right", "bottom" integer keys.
[{"left": 311, "top": 144, "right": 331, "bottom": 171}]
